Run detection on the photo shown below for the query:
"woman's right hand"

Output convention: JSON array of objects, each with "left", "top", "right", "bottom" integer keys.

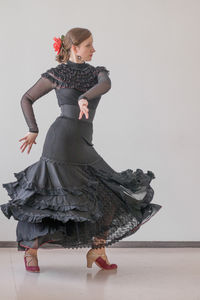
[
  {"left": 78, "top": 99, "right": 89, "bottom": 120},
  {"left": 19, "top": 132, "right": 38, "bottom": 154}
]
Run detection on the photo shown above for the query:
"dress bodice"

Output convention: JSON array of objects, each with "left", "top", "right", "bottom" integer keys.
[{"left": 20, "top": 60, "right": 111, "bottom": 132}]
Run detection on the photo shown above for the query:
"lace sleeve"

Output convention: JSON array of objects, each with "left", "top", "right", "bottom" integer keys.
[
  {"left": 20, "top": 77, "right": 56, "bottom": 133},
  {"left": 78, "top": 66, "right": 111, "bottom": 101}
]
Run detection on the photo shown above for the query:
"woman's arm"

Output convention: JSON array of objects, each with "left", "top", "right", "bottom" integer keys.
[
  {"left": 20, "top": 77, "right": 56, "bottom": 133},
  {"left": 78, "top": 70, "right": 111, "bottom": 101}
]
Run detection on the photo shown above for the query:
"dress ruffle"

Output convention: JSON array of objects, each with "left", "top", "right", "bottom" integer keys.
[
  {"left": 1, "top": 156, "right": 162, "bottom": 250},
  {"left": 41, "top": 64, "right": 110, "bottom": 91}
]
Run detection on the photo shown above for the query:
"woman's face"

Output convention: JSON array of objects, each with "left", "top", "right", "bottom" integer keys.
[{"left": 75, "top": 35, "right": 96, "bottom": 61}]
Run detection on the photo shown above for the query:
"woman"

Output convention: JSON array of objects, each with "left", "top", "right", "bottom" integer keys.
[{"left": 1, "top": 27, "right": 162, "bottom": 272}]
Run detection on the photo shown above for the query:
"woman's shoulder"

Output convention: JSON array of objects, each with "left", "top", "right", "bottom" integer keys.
[
  {"left": 85, "top": 63, "right": 110, "bottom": 76},
  {"left": 94, "top": 65, "right": 110, "bottom": 75},
  {"left": 40, "top": 62, "right": 110, "bottom": 90},
  {"left": 41, "top": 62, "right": 110, "bottom": 74}
]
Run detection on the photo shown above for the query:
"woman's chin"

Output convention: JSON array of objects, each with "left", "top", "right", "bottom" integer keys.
[{"left": 84, "top": 56, "right": 93, "bottom": 62}]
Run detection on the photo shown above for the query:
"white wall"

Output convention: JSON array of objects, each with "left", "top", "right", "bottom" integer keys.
[{"left": 0, "top": 0, "right": 199, "bottom": 241}]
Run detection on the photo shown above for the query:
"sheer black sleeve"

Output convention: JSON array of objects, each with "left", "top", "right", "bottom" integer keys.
[
  {"left": 77, "top": 67, "right": 111, "bottom": 101},
  {"left": 20, "top": 77, "right": 56, "bottom": 133}
]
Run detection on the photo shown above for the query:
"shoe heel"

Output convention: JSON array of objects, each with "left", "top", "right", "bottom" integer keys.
[
  {"left": 86, "top": 253, "right": 94, "bottom": 268},
  {"left": 87, "top": 259, "right": 94, "bottom": 268}
]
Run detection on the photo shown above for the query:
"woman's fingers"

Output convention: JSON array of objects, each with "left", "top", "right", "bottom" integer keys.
[
  {"left": 27, "top": 143, "right": 33, "bottom": 154},
  {"left": 19, "top": 138, "right": 31, "bottom": 151},
  {"left": 21, "top": 141, "right": 33, "bottom": 154},
  {"left": 83, "top": 107, "right": 89, "bottom": 119},
  {"left": 20, "top": 141, "right": 27, "bottom": 150},
  {"left": 21, "top": 143, "right": 28, "bottom": 152},
  {"left": 83, "top": 107, "right": 89, "bottom": 113},
  {"left": 19, "top": 137, "right": 27, "bottom": 142},
  {"left": 79, "top": 110, "right": 83, "bottom": 119},
  {"left": 79, "top": 106, "right": 89, "bottom": 119},
  {"left": 79, "top": 109, "right": 88, "bottom": 119}
]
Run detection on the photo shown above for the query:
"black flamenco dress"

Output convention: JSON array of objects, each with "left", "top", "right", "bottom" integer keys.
[{"left": 0, "top": 60, "right": 162, "bottom": 250}]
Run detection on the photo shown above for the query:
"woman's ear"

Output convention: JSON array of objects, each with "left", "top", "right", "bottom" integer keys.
[{"left": 71, "top": 44, "right": 79, "bottom": 54}]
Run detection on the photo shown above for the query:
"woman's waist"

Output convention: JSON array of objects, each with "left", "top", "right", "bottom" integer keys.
[{"left": 60, "top": 104, "right": 96, "bottom": 123}]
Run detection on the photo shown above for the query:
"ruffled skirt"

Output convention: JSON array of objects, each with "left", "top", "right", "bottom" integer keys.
[{"left": 1, "top": 116, "right": 162, "bottom": 250}]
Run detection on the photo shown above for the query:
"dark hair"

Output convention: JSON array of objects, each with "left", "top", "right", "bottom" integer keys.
[{"left": 55, "top": 27, "right": 92, "bottom": 64}]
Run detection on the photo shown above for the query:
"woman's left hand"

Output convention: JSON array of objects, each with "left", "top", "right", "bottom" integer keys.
[
  {"left": 19, "top": 132, "right": 38, "bottom": 154},
  {"left": 78, "top": 99, "right": 89, "bottom": 120}
]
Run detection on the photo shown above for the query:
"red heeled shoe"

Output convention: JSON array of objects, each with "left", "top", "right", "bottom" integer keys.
[
  {"left": 86, "top": 249, "right": 118, "bottom": 270},
  {"left": 24, "top": 251, "right": 40, "bottom": 273}
]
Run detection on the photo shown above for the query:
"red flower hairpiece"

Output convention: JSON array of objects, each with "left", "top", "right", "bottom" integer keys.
[{"left": 53, "top": 35, "right": 65, "bottom": 55}]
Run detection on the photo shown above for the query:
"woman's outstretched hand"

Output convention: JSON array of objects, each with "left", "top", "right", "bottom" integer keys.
[
  {"left": 78, "top": 99, "right": 89, "bottom": 120},
  {"left": 19, "top": 132, "right": 38, "bottom": 154}
]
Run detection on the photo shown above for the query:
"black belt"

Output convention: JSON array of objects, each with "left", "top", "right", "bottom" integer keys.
[{"left": 60, "top": 104, "right": 96, "bottom": 123}]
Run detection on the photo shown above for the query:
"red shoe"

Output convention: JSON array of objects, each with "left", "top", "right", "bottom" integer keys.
[
  {"left": 24, "top": 251, "right": 40, "bottom": 273},
  {"left": 86, "top": 249, "right": 118, "bottom": 270}
]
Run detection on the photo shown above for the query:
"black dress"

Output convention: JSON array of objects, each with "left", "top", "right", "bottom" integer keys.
[{"left": 1, "top": 60, "right": 162, "bottom": 250}]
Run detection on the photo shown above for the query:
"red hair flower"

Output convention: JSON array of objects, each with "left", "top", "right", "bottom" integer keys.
[{"left": 53, "top": 35, "right": 65, "bottom": 55}]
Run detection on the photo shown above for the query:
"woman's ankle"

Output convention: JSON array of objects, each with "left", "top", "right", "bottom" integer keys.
[
  {"left": 92, "top": 239, "right": 106, "bottom": 254},
  {"left": 25, "top": 248, "right": 38, "bottom": 256},
  {"left": 92, "top": 247, "right": 106, "bottom": 254}
]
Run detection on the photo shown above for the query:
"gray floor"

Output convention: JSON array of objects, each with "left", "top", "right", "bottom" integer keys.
[{"left": 0, "top": 247, "right": 199, "bottom": 300}]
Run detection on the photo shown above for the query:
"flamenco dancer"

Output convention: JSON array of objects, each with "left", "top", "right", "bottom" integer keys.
[{"left": 1, "top": 27, "right": 162, "bottom": 272}]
